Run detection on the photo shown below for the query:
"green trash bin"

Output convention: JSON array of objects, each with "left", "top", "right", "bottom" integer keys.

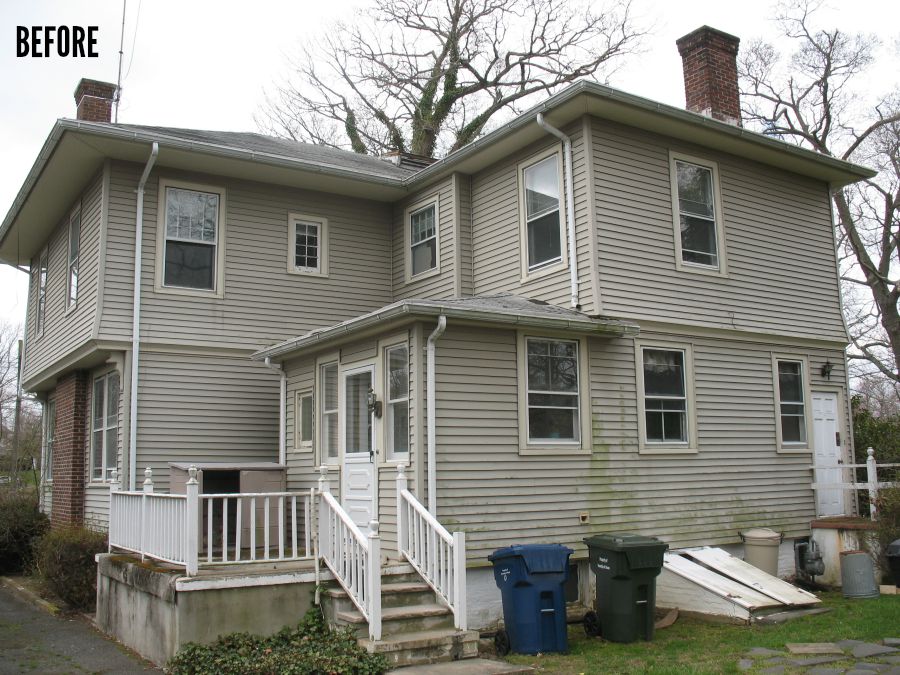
[{"left": 583, "top": 533, "right": 668, "bottom": 643}]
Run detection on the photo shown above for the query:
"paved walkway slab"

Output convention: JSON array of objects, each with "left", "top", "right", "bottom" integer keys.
[
  {"left": 395, "top": 658, "right": 533, "bottom": 674},
  {"left": 787, "top": 643, "right": 844, "bottom": 655},
  {"left": 0, "top": 583, "right": 158, "bottom": 674}
]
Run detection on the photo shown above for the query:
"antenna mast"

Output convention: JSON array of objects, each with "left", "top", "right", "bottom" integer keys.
[{"left": 115, "top": 0, "right": 127, "bottom": 123}]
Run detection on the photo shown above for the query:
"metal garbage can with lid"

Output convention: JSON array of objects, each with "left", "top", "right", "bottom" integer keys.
[
  {"left": 740, "top": 527, "right": 783, "bottom": 576},
  {"left": 583, "top": 533, "right": 668, "bottom": 643},
  {"left": 488, "top": 544, "right": 573, "bottom": 655}
]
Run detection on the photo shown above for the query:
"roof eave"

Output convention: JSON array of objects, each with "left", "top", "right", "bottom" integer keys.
[{"left": 252, "top": 300, "right": 639, "bottom": 361}]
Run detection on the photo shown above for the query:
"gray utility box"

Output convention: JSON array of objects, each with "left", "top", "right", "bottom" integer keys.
[{"left": 170, "top": 462, "right": 286, "bottom": 552}]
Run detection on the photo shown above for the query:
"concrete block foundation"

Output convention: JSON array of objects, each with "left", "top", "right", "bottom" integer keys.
[{"left": 96, "top": 554, "right": 316, "bottom": 666}]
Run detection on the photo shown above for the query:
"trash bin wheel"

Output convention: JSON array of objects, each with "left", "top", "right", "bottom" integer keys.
[
  {"left": 583, "top": 610, "right": 601, "bottom": 637},
  {"left": 495, "top": 629, "right": 511, "bottom": 656}
]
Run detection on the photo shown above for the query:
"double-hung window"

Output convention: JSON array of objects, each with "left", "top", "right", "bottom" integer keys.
[
  {"left": 638, "top": 344, "right": 696, "bottom": 453},
  {"left": 522, "top": 154, "right": 563, "bottom": 272},
  {"left": 320, "top": 363, "right": 339, "bottom": 462},
  {"left": 670, "top": 153, "right": 726, "bottom": 273},
  {"left": 775, "top": 359, "right": 808, "bottom": 447},
  {"left": 385, "top": 345, "right": 409, "bottom": 459},
  {"left": 35, "top": 248, "right": 48, "bottom": 336},
  {"left": 91, "top": 371, "right": 120, "bottom": 481},
  {"left": 289, "top": 214, "right": 327, "bottom": 275},
  {"left": 160, "top": 182, "right": 223, "bottom": 292},
  {"left": 524, "top": 338, "right": 581, "bottom": 444},
  {"left": 409, "top": 202, "right": 437, "bottom": 277},
  {"left": 67, "top": 209, "right": 81, "bottom": 308}
]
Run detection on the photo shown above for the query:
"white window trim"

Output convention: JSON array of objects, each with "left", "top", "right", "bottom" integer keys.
[
  {"left": 35, "top": 246, "right": 48, "bottom": 338},
  {"left": 518, "top": 147, "right": 568, "bottom": 283},
  {"left": 294, "top": 390, "right": 314, "bottom": 451},
  {"left": 288, "top": 213, "right": 329, "bottom": 277},
  {"left": 404, "top": 195, "right": 440, "bottom": 282},
  {"left": 380, "top": 334, "right": 411, "bottom": 465},
  {"left": 89, "top": 369, "right": 120, "bottom": 482},
  {"left": 668, "top": 151, "right": 728, "bottom": 277},
  {"left": 772, "top": 353, "right": 813, "bottom": 453},
  {"left": 66, "top": 206, "right": 81, "bottom": 313},
  {"left": 154, "top": 177, "right": 227, "bottom": 298},
  {"left": 635, "top": 340, "right": 698, "bottom": 455},
  {"left": 315, "top": 352, "right": 340, "bottom": 466},
  {"left": 517, "top": 332, "right": 591, "bottom": 455}
]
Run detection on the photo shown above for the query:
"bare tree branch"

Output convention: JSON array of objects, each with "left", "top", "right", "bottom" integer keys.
[{"left": 257, "top": 0, "right": 645, "bottom": 157}]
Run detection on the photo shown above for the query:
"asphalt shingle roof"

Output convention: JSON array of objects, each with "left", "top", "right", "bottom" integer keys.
[{"left": 108, "top": 123, "right": 416, "bottom": 180}]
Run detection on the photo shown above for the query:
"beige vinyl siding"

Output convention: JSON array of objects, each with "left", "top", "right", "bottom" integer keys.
[
  {"left": 23, "top": 172, "right": 103, "bottom": 381},
  {"left": 282, "top": 329, "right": 419, "bottom": 557},
  {"left": 84, "top": 484, "right": 111, "bottom": 529},
  {"left": 591, "top": 118, "right": 845, "bottom": 341},
  {"left": 99, "top": 162, "right": 394, "bottom": 348},
  {"left": 432, "top": 323, "right": 846, "bottom": 562},
  {"left": 133, "top": 349, "right": 280, "bottom": 493},
  {"left": 454, "top": 174, "right": 474, "bottom": 297},
  {"left": 470, "top": 122, "right": 597, "bottom": 313},
  {"left": 392, "top": 177, "right": 457, "bottom": 300}
]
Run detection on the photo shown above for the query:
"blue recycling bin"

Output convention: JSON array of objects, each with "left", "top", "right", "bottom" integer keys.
[{"left": 488, "top": 544, "right": 573, "bottom": 655}]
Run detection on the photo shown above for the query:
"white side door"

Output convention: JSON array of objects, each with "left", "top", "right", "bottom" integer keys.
[
  {"left": 341, "top": 364, "right": 378, "bottom": 531},
  {"left": 812, "top": 391, "right": 845, "bottom": 517}
]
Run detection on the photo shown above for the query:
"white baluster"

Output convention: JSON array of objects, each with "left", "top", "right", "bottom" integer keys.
[
  {"left": 867, "top": 447, "right": 878, "bottom": 520},
  {"left": 235, "top": 497, "right": 242, "bottom": 562}
]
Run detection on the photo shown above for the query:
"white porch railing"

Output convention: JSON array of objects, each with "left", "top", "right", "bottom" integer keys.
[
  {"left": 396, "top": 464, "right": 467, "bottom": 630},
  {"left": 108, "top": 467, "right": 314, "bottom": 575},
  {"left": 811, "top": 447, "right": 899, "bottom": 519},
  {"left": 316, "top": 466, "right": 381, "bottom": 641}
]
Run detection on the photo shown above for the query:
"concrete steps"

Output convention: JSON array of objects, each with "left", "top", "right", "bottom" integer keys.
[{"left": 321, "top": 570, "right": 477, "bottom": 667}]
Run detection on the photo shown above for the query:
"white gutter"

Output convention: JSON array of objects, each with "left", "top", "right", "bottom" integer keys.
[
  {"left": 264, "top": 357, "right": 287, "bottom": 465},
  {"left": 536, "top": 114, "right": 579, "bottom": 309},
  {"left": 426, "top": 315, "right": 447, "bottom": 515},
  {"left": 128, "top": 142, "right": 158, "bottom": 490}
]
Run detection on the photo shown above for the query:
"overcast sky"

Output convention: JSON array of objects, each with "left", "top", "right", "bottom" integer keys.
[{"left": 1, "top": 0, "right": 897, "bottom": 330}]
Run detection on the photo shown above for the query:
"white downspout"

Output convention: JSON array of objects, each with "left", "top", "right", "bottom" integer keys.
[
  {"left": 536, "top": 113, "right": 579, "bottom": 309},
  {"left": 264, "top": 357, "right": 287, "bottom": 465},
  {"left": 128, "top": 142, "right": 158, "bottom": 491},
  {"left": 426, "top": 315, "right": 447, "bottom": 515}
]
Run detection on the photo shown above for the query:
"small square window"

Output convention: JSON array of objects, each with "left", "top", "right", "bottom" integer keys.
[{"left": 289, "top": 214, "right": 328, "bottom": 276}]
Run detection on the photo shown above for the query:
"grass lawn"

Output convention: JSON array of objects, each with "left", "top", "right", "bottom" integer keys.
[{"left": 505, "top": 592, "right": 900, "bottom": 674}]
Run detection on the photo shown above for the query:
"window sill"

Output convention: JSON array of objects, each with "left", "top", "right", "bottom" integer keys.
[
  {"left": 520, "top": 259, "right": 567, "bottom": 284},
  {"left": 288, "top": 268, "right": 328, "bottom": 278},
  {"left": 777, "top": 444, "right": 812, "bottom": 454},
  {"left": 639, "top": 445, "right": 699, "bottom": 455},
  {"left": 406, "top": 266, "right": 441, "bottom": 284},
  {"left": 64, "top": 303, "right": 77, "bottom": 316},
  {"left": 293, "top": 445, "right": 313, "bottom": 453},
  {"left": 154, "top": 283, "right": 224, "bottom": 300},
  {"left": 519, "top": 444, "right": 590, "bottom": 456},
  {"left": 675, "top": 261, "right": 728, "bottom": 278}
]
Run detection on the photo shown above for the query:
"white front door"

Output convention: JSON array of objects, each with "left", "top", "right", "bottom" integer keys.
[
  {"left": 812, "top": 391, "right": 845, "bottom": 517},
  {"left": 341, "top": 364, "right": 378, "bottom": 531}
]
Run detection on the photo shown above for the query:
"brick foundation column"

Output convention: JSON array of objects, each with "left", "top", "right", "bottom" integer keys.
[{"left": 50, "top": 371, "right": 89, "bottom": 526}]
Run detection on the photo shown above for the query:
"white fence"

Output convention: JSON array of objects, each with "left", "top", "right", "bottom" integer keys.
[
  {"left": 316, "top": 466, "right": 381, "bottom": 641},
  {"left": 108, "top": 467, "right": 314, "bottom": 575},
  {"left": 396, "top": 464, "right": 467, "bottom": 630},
  {"left": 811, "top": 447, "right": 899, "bottom": 519}
]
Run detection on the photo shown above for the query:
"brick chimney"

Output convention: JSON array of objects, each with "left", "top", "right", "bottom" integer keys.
[
  {"left": 676, "top": 26, "right": 741, "bottom": 126},
  {"left": 74, "top": 78, "right": 117, "bottom": 123}
]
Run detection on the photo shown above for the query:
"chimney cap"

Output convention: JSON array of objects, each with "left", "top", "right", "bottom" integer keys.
[{"left": 676, "top": 25, "right": 740, "bottom": 55}]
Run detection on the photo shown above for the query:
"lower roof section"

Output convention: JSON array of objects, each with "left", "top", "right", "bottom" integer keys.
[{"left": 252, "top": 294, "right": 640, "bottom": 362}]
